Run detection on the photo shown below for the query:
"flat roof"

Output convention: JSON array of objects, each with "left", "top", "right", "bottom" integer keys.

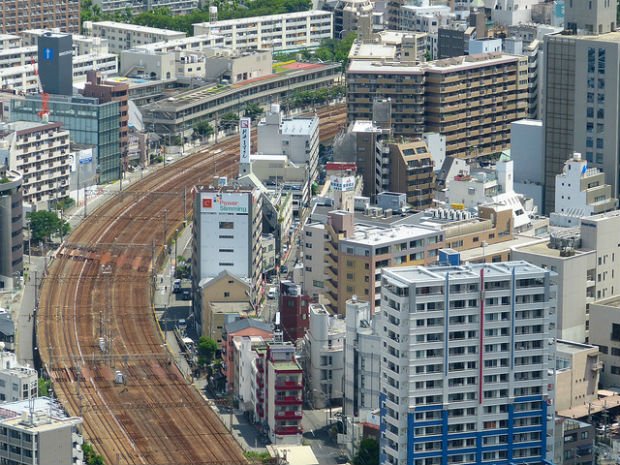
[
  {"left": 268, "top": 445, "right": 319, "bottom": 465},
  {"left": 514, "top": 240, "right": 592, "bottom": 259},
  {"left": 91, "top": 21, "right": 186, "bottom": 37},
  {"left": 384, "top": 261, "right": 549, "bottom": 285},
  {"left": 556, "top": 339, "right": 598, "bottom": 354},
  {"left": 271, "top": 360, "right": 301, "bottom": 370},
  {"left": 592, "top": 296, "right": 620, "bottom": 309},
  {"left": 351, "top": 120, "right": 384, "bottom": 133},
  {"left": 349, "top": 42, "right": 395, "bottom": 60},
  {"left": 348, "top": 52, "right": 519, "bottom": 74},
  {"left": 343, "top": 224, "right": 438, "bottom": 246},
  {"left": 281, "top": 117, "right": 318, "bottom": 136},
  {"left": 194, "top": 9, "right": 331, "bottom": 28}
]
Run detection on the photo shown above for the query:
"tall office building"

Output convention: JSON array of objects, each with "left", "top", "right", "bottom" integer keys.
[
  {"left": 0, "top": 0, "right": 80, "bottom": 35},
  {"left": 191, "top": 186, "right": 263, "bottom": 335},
  {"left": 379, "top": 262, "right": 557, "bottom": 465},
  {"left": 543, "top": 0, "right": 619, "bottom": 213}
]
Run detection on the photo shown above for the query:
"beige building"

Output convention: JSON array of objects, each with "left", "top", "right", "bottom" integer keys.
[
  {"left": 199, "top": 270, "right": 253, "bottom": 344},
  {"left": 555, "top": 340, "right": 600, "bottom": 412},
  {"left": 589, "top": 296, "right": 620, "bottom": 388},
  {"left": 323, "top": 210, "right": 443, "bottom": 313},
  {"left": 347, "top": 52, "right": 529, "bottom": 158},
  {"left": 388, "top": 140, "right": 435, "bottom": 210}
]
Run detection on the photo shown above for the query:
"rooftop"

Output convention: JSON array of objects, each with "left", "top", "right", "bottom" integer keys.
[
  {"left": 90, "top": 21, "right": 186, "bottom": 37},
  {"left": 384, "top": 261, "right": 550, "bottom": 285},
  {"left": 343, "top": 223, "right": 438, "bottom": 246},
  {"left": 271, "top": 360, "right": 302, "bottom": 371},
  {"left": 351, "top": 120, "right": 385, "bottom": 134},
  {"left": 556, "top": 339, "right": 598, "bottom": 355},
  {"left": 194, "top": 9, "right": 331, "bottom": 28},
  {"left": 348, "top": 51, "right": 520, "bottom": 74},
  {"left": 514, "top": 240, "right": 593, "bottom": 259},
  {"left": 281, "top": 117, "right": 318, "bottom": 136},
  {"left": 592, "top": 295, "right": 620, "bottom": 309}
]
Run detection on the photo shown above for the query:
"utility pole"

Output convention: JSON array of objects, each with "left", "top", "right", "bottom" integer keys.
[
  {"left": 163, "top": 209, "right": 168, "bottom": 247},
  {"left": 183, "top": 187, "right": 187, "bottom": 224}
]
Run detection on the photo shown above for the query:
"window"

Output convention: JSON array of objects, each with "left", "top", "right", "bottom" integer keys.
[
  {"left": 219, "top": 221, "right": 234, "bottom": 230},
  {"left": 612, "top": 324, "right": 620, "bottom": 342}
]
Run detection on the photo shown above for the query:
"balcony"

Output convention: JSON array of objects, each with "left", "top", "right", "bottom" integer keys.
[
  {"left": 275, "top": 396, "right": 303, "bottom": 405},
  {"left": 275, "top": 380, "right": 303, "bottom": 389},
  {"left": 275, "top": 426, "right": 302, "bottom": 435},
  {"left": 275, "top": 410, "right": 303, "bottom": 420}
]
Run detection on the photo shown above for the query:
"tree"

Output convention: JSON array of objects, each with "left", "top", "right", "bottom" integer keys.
[
  {"left": 193, "top": 120, "right": 214, "bottom": 139},
  {"left": 82, "top": 442, "right": 105, "bottom": 465},
  {"left": 353, "top": 438, "right": 379, "bottom": 465},
  {"left": 197, "top": 336, "right": 218, "bottom": 366},
  {"left": 244, "top": 103, "right": 264, "bottom": 120},
  {"left": 38, "top": 378, "right": 51, "bottom": 397},
  {"left": 27, "top": 211, "right": 70, "bottom": 244},
  {"left": 219, "top": 112, "right": 239, "bottom": 131}
]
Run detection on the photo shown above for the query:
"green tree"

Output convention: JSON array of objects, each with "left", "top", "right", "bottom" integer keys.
[
  {"left": 82, "top": 442, "right": 105, "bottom": 465},
  {"left": 27, "top": 211, "right": 70, "bottom": 243},
  {"left": 219, "top": 112, "right": 239, "bottom": 130},
  {"left": 56, "top": 197, "right": 75, "bottom": 213},
  {"left": 353, "top": 438, "right": 379, "bottom": 465},
  {"left": 38, "top": 378, "right": 51, "bottom": 397},
  {"left": 244, "top": 103, "right": 264, "bottom": 121},
  {"left": 197, "top": 336, "right": 218, "bottom": 366},
  {"left": 193, "top": 120, "right": 214, "bottom": 139}
]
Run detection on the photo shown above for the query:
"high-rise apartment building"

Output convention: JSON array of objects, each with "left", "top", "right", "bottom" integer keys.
[
  {"left": 379, "top": 262, "right": 557, "bottom": 465},
  {"left": 191, "top": 186, "right": 263, "bottom": 335},
  {"left": 347, "top": 52, "right": 528, "bottom": 158},
  {"left": 543, "top": 0, "right": 619, "bottom": 213},
  {"left": 0, "top": 0, "right": 80, "bottom": 35},
  {"left": 0, "top": 121, "right": 71, "bottom": 207},
  {"left": 93, "top": 0, "right": 198, "bottom": 16}
]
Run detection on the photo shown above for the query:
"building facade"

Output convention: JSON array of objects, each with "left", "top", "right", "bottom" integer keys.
[
  {"left": 588, "top": 296, "right": 620, "bottom": 388},
  {"left": 554, "top": 340, "right": 600, "bottom": 413},
  {"left": 193, "top": 11, "right": 333, "bottom": 52},
  {"left": 0, "top": 351, "right": 37, "bottom": 403},
  {"left": 0, "top": 167, "right": 23, "bottom": 291},
  {"left": 379, "top": 262, "right": 557, "bottom": 465},
  {"left": 0, "top": 0, "right": 79, "bottom": 35},
  {"left": 10, "top": 95, "right": 121, "bottom": 184},
  {"left": 0, "top": 121, "right": 71, "bottom": 207},
  {"left": 279, "top": 281, "right": 311, "bottom": 342},
  {"left": 388, "top": 140, "right": 435, "bottom": 210},
  {"left": 191, "top": 186, "right": 263, "bottom": 335},
  {"left": 304, "top": 304, "right": 345, "bottom": 409},
  {"left": 93, "top": 0, "right": 198, "bottom": 15},
  {"left": 343, "top": 298, "right": 381, "bottom": 418},
  {"left": 347, "top": 52, "right": 529, "bottom": 158},
  {"left": 84, "top": 21, "right": 187, "bottom": 54},
  {"left": 82, "top": 71, "right": 129, "bottom": 168},
  {"left": 322, "top": 210, "right": 443, "bottom": 314}
]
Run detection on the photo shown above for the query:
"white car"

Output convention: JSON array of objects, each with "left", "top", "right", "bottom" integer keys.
[{"left": 267, "top": 287, "right": 277, "bottom": 299}]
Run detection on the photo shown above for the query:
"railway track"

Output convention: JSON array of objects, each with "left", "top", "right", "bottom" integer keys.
[{"left": 37, "top": 104, "right": 346, "bottom": 465}]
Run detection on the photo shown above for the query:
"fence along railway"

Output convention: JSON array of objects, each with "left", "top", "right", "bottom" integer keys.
[{"left": 36, "top": 105, "right": 346, "bottom": 464}]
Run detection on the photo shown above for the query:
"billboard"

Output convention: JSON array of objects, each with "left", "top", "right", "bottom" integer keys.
[
  {"left": 331, "top": 176, "right": 356, "bottom": 192},
  {"left": 239, "top": 117, "right": 251, "bottom": 164},
  {"left": 201, "top": 192, "right": 249, "bottom": 214},
  {"left": 37, "top": 33, "right": 73, "bottom": 96}
]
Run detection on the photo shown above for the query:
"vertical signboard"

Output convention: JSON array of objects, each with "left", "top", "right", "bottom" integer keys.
[{"left": 239, "top": 118, "right": 251, "bottom": 164}]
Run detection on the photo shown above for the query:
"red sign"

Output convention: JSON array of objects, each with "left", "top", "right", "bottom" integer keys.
[{"left": 202, "top": 198, "right": 213, "bottom": 208}]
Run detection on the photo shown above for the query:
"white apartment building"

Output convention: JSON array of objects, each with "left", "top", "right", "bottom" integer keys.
[
  {"left": 125, "top": 34, "right": 225, "bottom": 54},
  {"left": 489, "top": 0, "right": 540, "bottom": 26},
  {"left": 258, "top": 104, "right": 320, "bottom": 187},
  {"left": 0, "top": 121, "right": 71, "bottom": 207},
  {"left": 343, "top": 298, "right": 381, "bottom": 418},
  {"left": 0, "top": 351, "right": 37, "bottom": 403},
  {"left": 445, "top": 158, "right": 533, "bottom": 232},
  {"left": 552, "top": 152, "right": 617, "bottom": 227},
  {"left": 380, "top": 262, "right": 557, "bottom": 465},
  {"left": 193, "top": 10, "right": 333, "bottom": 52},
  {"left": 0, "top": 397, "right": 83, "bottom": 465},
  {"left": 589, "top": 296, "right": 620, "bottom": 388},
  {"left": 93, "top": 0, "right": 198, "bottom": 15},
  {"left": 0, "top": 34, "right": 21, "bottom": 50},
  {"left": 83, "top": 20, "right": 187, "bottom": 54},
  {"left": 304, "top": 304, "right": 345, "bottom": 409}
]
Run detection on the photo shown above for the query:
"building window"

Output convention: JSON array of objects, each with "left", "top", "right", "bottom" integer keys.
[
  {"left": 612, "top": 324, "right": 620, "bottom": 341},
  {"left": 219, "top": 221, "right": 234, "bottom": 229}
]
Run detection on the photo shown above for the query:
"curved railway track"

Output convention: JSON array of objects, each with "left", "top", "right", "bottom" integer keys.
[{"left": 37, "top": 104, "right": 346, "bottom": 465}]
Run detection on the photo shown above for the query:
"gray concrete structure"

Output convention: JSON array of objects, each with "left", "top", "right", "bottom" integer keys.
[
  {"left": 565, "top": 0, "right": 615, "bottom": 34},
  {"left": 37, "top": 32, "right": 73, "bottom": 96},
  {"left": 0, "top": 167, "right": 23, "bottom": 291}
]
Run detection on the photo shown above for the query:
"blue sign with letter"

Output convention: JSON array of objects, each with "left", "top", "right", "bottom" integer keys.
[{"left": 43, "top": 48, "right": 54, "bottom": 60}]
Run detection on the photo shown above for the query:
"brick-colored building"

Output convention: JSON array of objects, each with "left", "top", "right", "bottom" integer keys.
[
  {"left": 81, "top": 71, "right": 129, "bottom": 169},
  {"left": 1, "top": 0, "right": 79, "bottom": 35}
]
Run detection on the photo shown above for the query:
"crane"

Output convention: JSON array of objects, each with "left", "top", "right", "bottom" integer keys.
[{"left": 30, "top": 56, "right": 49, "bottom": 120}]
